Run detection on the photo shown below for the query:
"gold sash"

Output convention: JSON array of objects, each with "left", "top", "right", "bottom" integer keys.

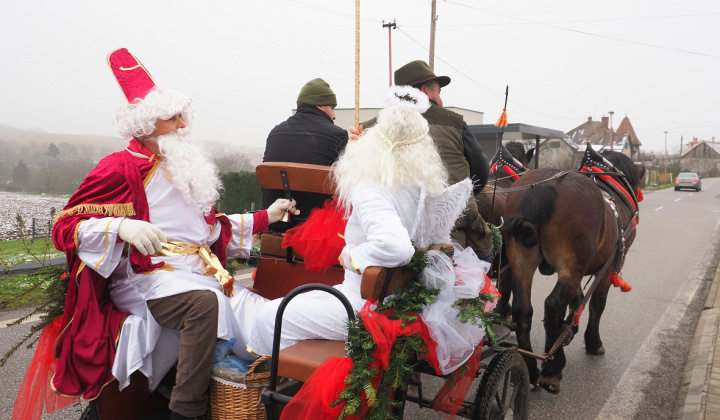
[{"left": 154, "top": 241, "right": 235, "bottom": 297}]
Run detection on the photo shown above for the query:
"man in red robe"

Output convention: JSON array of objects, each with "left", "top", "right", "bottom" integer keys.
[{"left": 47, "top": 48, "right": 297, "bottom": 420}]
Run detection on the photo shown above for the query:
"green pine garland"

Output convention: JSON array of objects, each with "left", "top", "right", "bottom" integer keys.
[
  {"left": 488, "top": 223, "right": 502, "bottom": 257},
  {"left": 332, "top": 248, "right": 506, "bottom": 419}
]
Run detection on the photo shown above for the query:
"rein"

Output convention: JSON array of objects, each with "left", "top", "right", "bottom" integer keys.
[{"left": 478, "top": 170, "right": 573, "bottom": 195}]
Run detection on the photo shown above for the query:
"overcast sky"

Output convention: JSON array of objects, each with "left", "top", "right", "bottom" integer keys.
[{"left": 1, "top": 0, "right": 718, "bottom": 154}]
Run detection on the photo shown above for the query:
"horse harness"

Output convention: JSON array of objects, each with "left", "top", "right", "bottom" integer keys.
[{"left": 516, "top": 150, "right": 641, "bottom": 362}]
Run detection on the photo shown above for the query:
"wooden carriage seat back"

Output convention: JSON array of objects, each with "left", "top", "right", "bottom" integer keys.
[
  {"left": 256, "top": 161, "right": 336, "bottom": 195},
  {"left": 253, "top": 162, "right": 344, "bottom": 300},
  {"left": 276, "top": 265, "right": 417, "bottom": 382}
]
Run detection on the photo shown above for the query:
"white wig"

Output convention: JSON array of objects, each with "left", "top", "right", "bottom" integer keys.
[
  {"left": 333, "top": 86, "right": 447, "bottom": 215},
  {"left": 114, "top": 86, "right": 194, "bottom": 140}
]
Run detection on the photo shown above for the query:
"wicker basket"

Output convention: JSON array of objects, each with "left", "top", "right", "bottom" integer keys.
[{"left": 206, "top": 355, "right": 272, "bottom": 420}]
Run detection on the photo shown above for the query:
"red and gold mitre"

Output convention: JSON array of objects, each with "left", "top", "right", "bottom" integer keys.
[{"left": 107, "top": 48, "right": 156, "bottom": 103}]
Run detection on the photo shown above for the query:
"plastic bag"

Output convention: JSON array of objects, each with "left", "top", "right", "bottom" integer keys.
[
  {"left": 214, "top": 339, "right": 249, "bottom": 374},
  {"left": 216, "top": 357, "right": 248, "bottom": 374}
]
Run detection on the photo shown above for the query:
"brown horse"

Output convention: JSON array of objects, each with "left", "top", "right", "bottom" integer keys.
[
  {"left": 476, "top": 141, "right": 534, "bottom": 227},
  {"left": 499, "top": 147, "right": 645, "bottom": 393}
]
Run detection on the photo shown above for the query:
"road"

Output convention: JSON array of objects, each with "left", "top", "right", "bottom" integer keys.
[{"left": 1, "top": 179, "right": 718, "bottom": 419}]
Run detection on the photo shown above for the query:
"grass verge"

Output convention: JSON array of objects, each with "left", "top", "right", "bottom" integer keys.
[
  {"left": 0, "top": 238, "right": 63, "bottom": 267},
  {"left": 0, "top": 265, "right": 67, "bottom": 309}
]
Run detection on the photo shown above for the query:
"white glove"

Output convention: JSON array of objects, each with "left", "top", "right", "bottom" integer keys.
[
  {"left": 118, "top": 219, "right": 167, "bottom": 256},
  {"left": 339, "top": 245, "right": 360, "bottom": 274},
  {"left": 267, "top": 199, "right": 300, "bottom": 224}
]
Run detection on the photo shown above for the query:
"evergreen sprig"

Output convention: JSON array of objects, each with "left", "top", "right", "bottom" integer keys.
[
  {"left": 453, "top": 292, "right": 513, "bottom": 345},
  {"left": 488, "top": 223, "right": 503, "bottom": 257},
  {"left": 0, "top": 265, "right": 69, "bottom": 366}
]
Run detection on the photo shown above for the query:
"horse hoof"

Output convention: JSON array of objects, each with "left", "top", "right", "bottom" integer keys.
[
  {"left": 538, "top": 376, "right": 561, "bottom": 394},
  {"left": 587, "top": 345, "right": 605, "bottom": 355}
]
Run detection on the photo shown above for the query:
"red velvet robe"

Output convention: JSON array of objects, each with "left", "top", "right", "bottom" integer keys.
[{"left": 49, "top": 139, "right": 233, "bottom": 400}]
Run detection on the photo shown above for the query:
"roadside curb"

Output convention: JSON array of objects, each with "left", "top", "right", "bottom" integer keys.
[
  {"left": 0, "top": 257, "right": 66, "bottom": 277},
  {"left": 681, "top": 259, "right": 720, "bottom": 419}
]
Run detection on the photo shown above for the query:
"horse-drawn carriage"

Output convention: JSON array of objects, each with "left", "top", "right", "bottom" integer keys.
[
  {"left": 79, "top": 139, "right": 643, "bottom": 419},
  {"left": 79, "top": 161, "right": 530, "bottom": 420}
]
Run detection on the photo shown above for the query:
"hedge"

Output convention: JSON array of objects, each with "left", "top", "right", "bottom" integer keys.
[{"left": 218, "top": 171, "right": 262, "bottom": 214}]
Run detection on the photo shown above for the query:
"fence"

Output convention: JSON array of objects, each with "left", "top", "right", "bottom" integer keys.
[{"left": 646, "top": 170, "right": 673, "bottom": 186}]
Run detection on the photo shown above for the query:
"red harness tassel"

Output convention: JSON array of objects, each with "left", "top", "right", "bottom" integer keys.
[{"left": 609, "top": 272, "right": 632, "bottom": 292}]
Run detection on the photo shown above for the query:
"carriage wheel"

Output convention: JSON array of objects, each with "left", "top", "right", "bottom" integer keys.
[{"left": 472, "top": 350, "right": 530, "bottom": 420}]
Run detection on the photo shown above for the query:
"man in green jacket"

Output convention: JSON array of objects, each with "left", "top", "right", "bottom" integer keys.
[{"left": 361, "top": 60, "right": 492, "bottom": 260}]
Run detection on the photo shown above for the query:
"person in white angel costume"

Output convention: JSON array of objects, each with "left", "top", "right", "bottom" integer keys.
[{"left": 249, "top": 85, "right": 495, "bottom": 374}]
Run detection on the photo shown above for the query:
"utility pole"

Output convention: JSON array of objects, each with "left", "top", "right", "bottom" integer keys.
[
  {"left": 664, "top": 131, "right": 668, "bottom": 174},
  {"left": 680, "top": 135, "right": 684, "bottom": 155},
  {"left": 608, "top": 110, "right": 614, "bottom": 152},
  {"left": 429, "top": 0, "right": 437, "bottom": 69},
  {"left": 382, "top": 20, "right": 396, "bottom": 87}
]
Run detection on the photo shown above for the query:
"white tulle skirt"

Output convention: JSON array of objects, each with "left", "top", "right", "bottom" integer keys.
[{"left": 420, "top": 245, "right": 494, "bottom": 375}]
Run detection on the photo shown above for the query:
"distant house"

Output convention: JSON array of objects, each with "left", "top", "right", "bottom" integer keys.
[
  {"left": 614, "top": 116, "right": 643, "bottom": 160},
  {"left": 679, "top": 137, "right": 720, "bottom": 176},
  {"left": 565, "top": 116, "right": 642, "bottom": 160}
]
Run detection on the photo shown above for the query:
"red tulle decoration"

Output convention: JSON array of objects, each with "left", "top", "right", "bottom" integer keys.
[
  {"left": 282, "top": 199, "right": 348, "bottom": 272},
  {"left": 636, "top": 188, "right": 644, "bottom": 202},
  {"left": 279, "top": 357, "right": 361, "bottom": 420},
  {"left": 280, "top": 299, "right": 446, "bottom": 419},
  {"left": 433, "top": 342, "right": 484, "bottom": 419},
  {"left": 495, "top": 108, "right": 508, "bottom": 127},
  {"left": 609, "top": 272, "right": 632, "bottom": 292},
  {"left": 12, "top": 316, "right": 80, "bottom": 420}
]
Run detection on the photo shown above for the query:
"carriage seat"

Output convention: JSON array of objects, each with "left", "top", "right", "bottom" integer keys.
[
  {"left": 274, "top": 266, "right": 419, "bottom": 382},
  {"left": 253, "top": 162, "right": 345, "bottom": 300}
]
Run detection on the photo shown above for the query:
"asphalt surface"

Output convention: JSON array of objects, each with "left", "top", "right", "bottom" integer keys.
[{"left": 1, "top": 180, "right": 718, "bottom": 419}]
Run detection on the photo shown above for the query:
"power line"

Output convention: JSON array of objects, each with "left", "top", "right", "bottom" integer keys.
[
  {"left": 435, "top": 10, "right": 720, "bottom": 26},
  {"left": 443, "top": 0, "right": 719, "bottom": 58},
  {"left": 396, "top": 27, "right": 580, "bottom": 122},
  {"left": 269, "top": 0, "right": 384, "bottom": 24}
]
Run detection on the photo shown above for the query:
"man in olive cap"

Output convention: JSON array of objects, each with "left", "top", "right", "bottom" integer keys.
[
  {"left": 382, "top": 60, "right": 492, "bottom": 260},
  {"left": 262, "top": 78, "right": 349, "bottom": 230}
]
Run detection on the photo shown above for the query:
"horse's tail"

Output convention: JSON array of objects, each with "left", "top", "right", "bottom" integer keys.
[{"left": 502, "top": 184, "right": 558, "bottom": 248}]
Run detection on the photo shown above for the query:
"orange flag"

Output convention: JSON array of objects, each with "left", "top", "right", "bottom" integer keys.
[{"left": 495, "top": 108, "right": 508, "bottom": 127}]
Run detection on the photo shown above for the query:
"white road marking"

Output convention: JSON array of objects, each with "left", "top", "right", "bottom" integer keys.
[
  {"left": 675, "top": 198, "right": 681, "bottom": 202},
  {"left": 654, "top": 206, "right": 663, "bottom": 211},
  {"left": 595, "top": 218, "right": 720, "bottom": 419}
]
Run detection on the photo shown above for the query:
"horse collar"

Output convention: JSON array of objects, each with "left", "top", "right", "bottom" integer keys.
[{"left": 490, "top": 148, "right": 525, "bottom": 180}]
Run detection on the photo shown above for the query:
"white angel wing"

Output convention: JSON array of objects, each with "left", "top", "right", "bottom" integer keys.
[{"left": 411, "top": 179, "right": 472, "bottom": 248}]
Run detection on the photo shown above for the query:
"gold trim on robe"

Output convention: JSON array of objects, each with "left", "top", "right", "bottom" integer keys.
[{"left": 55, "top": 203, "right": 136, "bottom": 223}]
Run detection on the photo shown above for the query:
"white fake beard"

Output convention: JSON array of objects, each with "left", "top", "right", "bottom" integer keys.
[{"left": 156, "top": 132, "right": 222, "bottom": 215}]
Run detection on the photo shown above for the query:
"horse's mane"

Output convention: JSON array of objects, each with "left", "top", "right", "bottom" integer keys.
[
  {"left": 600, "top": 151, "right": 640, "bottom": 188},
  {"left": 505, "top": 141, "right": 527, "bottom": 165}
]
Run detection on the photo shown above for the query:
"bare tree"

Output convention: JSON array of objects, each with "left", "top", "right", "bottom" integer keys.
[{"left": 214, "top": 152, "right": 254, "bottom": 174}]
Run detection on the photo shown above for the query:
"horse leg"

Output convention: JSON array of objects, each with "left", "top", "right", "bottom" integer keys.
[
  {"left": 585, "top": 276, "right": 612, "bottom": 355},
  {"left": 506, "top": 238, "right": 542, "bottom": 386},
  {"left": 539, "top": 272, "right": 581, "bottom": 394},
  {"left": 564, "top": 287, "right": 584, "bottom": 340},
  {"left": 494, "top": 254, "right": 512, "bottom": 323}
]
